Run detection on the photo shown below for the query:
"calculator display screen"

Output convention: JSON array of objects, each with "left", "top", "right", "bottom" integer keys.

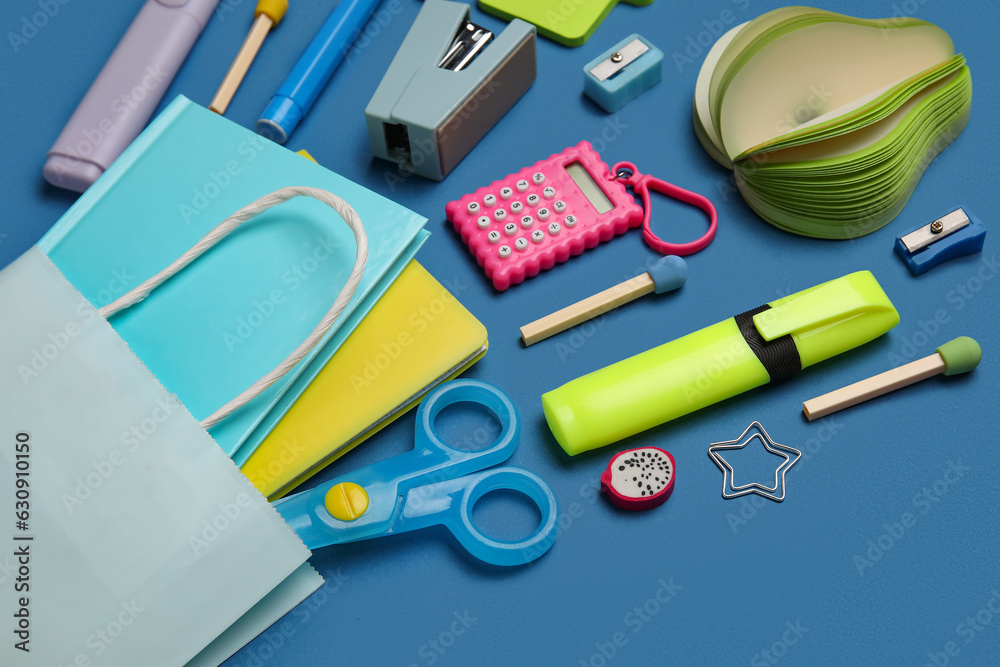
[{"left": 565, "top": 162, "right": 614, "bottom": 214}]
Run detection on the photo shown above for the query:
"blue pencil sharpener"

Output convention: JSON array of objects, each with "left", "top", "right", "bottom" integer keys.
[
  {"left": 894, "top": 207, "right": 986, "bottom": 276},
  {"left": 583, "top": 34, "right": 662, "bottom": 113}
]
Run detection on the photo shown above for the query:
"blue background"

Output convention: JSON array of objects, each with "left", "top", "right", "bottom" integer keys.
[{"left": 2, "top": 0, "right": 998, "bottom": 665}]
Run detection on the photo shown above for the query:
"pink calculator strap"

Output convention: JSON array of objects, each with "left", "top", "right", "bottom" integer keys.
[{"left": 611, "top": 162, "right": 718, "bottom": 256}]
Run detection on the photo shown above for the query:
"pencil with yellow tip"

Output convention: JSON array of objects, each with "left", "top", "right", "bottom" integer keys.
[{"left": 210, "top": 0, "right": 289, "bottom": 115}]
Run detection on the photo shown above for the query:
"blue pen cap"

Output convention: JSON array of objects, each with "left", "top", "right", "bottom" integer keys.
[{"left": 257, "top": 95, "right": 303, "bottom": 144}]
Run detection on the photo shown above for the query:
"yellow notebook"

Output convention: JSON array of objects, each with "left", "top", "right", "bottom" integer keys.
[{"left": 241, "top": 260, "right": 488, "bottom": 499}]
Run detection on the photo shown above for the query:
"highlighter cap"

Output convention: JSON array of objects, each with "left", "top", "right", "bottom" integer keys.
[{"left": 757, "top": 270, "right": 899, "bottom": 368}]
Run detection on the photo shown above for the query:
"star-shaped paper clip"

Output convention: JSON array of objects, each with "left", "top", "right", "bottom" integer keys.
[{"left": 708, "top": 422, "right": 801, "bottom": 503}]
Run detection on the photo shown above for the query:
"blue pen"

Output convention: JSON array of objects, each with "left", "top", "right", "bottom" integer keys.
[{"left": 257, "top": 0, "right": 383, "bottom": 143}]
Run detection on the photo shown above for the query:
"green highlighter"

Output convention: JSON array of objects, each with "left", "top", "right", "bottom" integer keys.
[{"left": 543, "top": 271, "right": 899, "bottom": 455}]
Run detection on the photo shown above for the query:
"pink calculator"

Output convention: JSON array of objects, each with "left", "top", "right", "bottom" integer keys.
[{"left": 446, "top": 141, "right": 644, "bottom": 290}]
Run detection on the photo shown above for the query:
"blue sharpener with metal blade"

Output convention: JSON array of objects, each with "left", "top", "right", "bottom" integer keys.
[
  {"left": 895, "top": 207, "right": 986, "bottom": 275},
  {"left": 583, "top": 34, "right": 662, "bottom": 113}
]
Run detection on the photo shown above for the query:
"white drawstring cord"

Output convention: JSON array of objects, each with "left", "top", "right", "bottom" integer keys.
[{"left": 99, "top": 186, "right": 368, "bottom": 429}]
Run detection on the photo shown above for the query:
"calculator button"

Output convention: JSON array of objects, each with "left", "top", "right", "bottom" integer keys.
[
  {"left": 515, "top": 238, "right": 528, "bottom": 251},
  {"left": 526, "top": 194, "right": 540, "bottom": 207},
  {"left": 498, "top": 245, "right": 512, "bottom": 258},
  {"left": 537, "top": 208, "right": 551, "bottom": 221},
  {"left": 547, "top": 222, "right": 561, "bottom": 235},
  {"left": 483, "top": 194, "right": 497, "bottom": 207},
  {"left": 510, "top": 201, "right": 524, "bottom": 214},
  {"left": 477, "top": 215, "right": 491, "bottom": 229},
  {"left": 487, "top": 230, "right": 501, "bottom": 244},
  {"left": 553, "top": 200, "right": 567, "bottom": 213},
  {"left": 494, "top": 208, "right": 507, "bottom": 221},
  {"left": 532, "top": 172, "right": 545, "bottom": 185},
  {"left": 531, "top": 230, "right": 545, "bottom": 243},
  {"left": 500, "top": 187, "right": 513, "bottom": 200},
  {"left": 516, "top": 179, "right": 529, "bottom": 193},
  {"left": 467, "top": 201, "right": 480, "bottom": 215},
  {"left": 504, "top": 222, "right": 518, "bottom": 236},
  {"left": 520, "top": 215, "right": 533, "bottom": 228},
  {"left": 564, "top": 214, "right": 578, "bottom": 227},
  {"left": 543, "top": 186, "right": 556, "bottom": 199}
]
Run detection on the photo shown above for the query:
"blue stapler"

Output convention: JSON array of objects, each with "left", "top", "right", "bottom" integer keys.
[{"left": 365, "top": 0, "right": 536, "bottom": 181}]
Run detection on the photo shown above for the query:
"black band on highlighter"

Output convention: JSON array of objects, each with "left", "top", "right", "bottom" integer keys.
[{"left": 734, "top": 304, "right": 801, "bottom": 383}]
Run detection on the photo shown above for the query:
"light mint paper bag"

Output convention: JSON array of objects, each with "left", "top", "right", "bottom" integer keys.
[{"left": 0, "top": 247, "right": 322, "bottom": 666}]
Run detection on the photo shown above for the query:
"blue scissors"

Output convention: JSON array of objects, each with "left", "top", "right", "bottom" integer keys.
[{"left": 273, "top": 379, "right": 559, "bottom": 566}]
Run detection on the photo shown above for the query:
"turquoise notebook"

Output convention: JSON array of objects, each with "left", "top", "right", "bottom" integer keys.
[{"left": 39, "top": 96, "right": 428, "bottom": 456}]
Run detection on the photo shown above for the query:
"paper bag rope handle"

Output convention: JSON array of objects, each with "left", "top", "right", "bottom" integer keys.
[{"left": 98, "top": 186, "right": 369, "bottom": 429}]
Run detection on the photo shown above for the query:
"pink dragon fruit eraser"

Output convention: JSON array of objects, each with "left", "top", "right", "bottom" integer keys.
[{"left": 600, "top": 447, "right": 675, "bottom": 510}]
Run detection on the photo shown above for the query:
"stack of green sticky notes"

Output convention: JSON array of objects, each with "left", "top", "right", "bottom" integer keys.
[{"left": 693, "top": 7, "right": 972, "bottom": 239}]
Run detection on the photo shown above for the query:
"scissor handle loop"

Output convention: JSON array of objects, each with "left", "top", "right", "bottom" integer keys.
[
  {"left": 446, "top": 467, "right": 559, "bottom": 566},
  {"left": 414, "top": 379, "right": 520, "bottom": 471}
]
